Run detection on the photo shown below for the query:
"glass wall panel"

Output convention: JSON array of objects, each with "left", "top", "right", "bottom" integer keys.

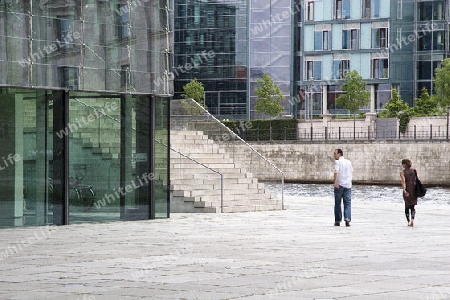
[
  {"left": 154, "top": 97, "right": 170, "bottom": 218},
  {"left": 65, "top": 92, "right": 170, "bottom": 223},
  {"left": 0, "top": 88, "right": 52, "bottom": 227},
  {"left": 1, "top": 0, "right": 170, "bottom": 94},
  {"left": 67, "top": 92, "right": 121, "bottom": 223}
]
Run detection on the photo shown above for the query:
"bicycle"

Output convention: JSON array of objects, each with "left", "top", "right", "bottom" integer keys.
[{"left": 48, "top": 177, "right": 96, "bottom": 211}]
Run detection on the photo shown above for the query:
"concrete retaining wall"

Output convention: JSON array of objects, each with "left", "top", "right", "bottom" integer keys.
[{"left": 248, "top": 141, "right": 450, "bottom": 186}]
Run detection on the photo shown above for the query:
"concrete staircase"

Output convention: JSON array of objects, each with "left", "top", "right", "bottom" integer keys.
[{"left": 170, "top": 130, "right": 282, "bottom": 213}]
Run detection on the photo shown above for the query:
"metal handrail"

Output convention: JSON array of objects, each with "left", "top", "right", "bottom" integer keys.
[{"left": 172, "top": 98, "right": 285, "bottom": 209}]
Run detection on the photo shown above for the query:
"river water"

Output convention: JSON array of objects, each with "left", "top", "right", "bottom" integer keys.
[{"left": 266, "top": 183, "right": 450, "bottom": 206}]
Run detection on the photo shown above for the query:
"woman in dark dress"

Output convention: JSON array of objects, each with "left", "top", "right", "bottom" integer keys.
[{"left": 400, "top": 159, "right": 418, "bottom": 227}]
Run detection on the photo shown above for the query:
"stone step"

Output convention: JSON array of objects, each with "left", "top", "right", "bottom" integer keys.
[
  {"left": 171, "top": 186, "right": 276, "bottom": 202},
  {"left": 170, "top": 144, "right": 224, "bottom": 153},
  {"left": 169, "top": 129, "right": 281, "bottom": 213},
  {"left": 221, "top": 205, "right": 280, "bottom": 213},
  {"left": 170, "top": 171, "right": 253, "bottom": 180},
  {"left": 169, "top": 154, "right": 235, "bottom": 162},
  {"left": 170, "top": 180, "right": 259, "bottom": 191},
  {"left": 171, "top": 196, "right": 216, "bottom": 213},
  {"left": 197, "top": 194, "right": 278, "bottom": 204},
  {"left": 171, "top": 130, "right": 204, "bottom": 136}
]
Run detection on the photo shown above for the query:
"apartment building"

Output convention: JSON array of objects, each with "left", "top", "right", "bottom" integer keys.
[{"left": 294, "top": 0, "right": 450, "bottom": 118}]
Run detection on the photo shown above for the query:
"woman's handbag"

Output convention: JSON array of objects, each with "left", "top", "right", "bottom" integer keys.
[{"left": 414, "top": 169, "right": 426, "bottom": 197}]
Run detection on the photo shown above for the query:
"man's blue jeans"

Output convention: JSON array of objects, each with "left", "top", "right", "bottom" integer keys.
[{"left": 334, "top": 186, "right": 351, "bottom": 223}]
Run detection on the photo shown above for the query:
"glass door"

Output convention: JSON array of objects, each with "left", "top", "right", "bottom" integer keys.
[{"left": 68, "top": 92, "right": 121, "bottom": 224}]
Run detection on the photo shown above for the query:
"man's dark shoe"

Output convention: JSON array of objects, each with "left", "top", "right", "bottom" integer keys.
[
  {"left": 334, "top": 222, "right": 340, "bottom": 226},
  {"left": 345, "top": 220, "right": 351, "bottom": 227}
]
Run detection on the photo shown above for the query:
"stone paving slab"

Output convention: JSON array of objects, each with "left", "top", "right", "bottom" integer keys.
[{"left": 1, "top": 196, "right": 450, "bottom": 300}]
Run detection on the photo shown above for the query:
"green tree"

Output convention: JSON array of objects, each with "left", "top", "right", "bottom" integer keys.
[
  {"left": 254, "top": 73, "right": 284, "bottom": 118},
  {"left": 181, "top": 78, "right": 205, "bottom": 107},
  {"left": 434, "top": 58, "right": 450, "bottom": 109},
  {"left": 379, "top": 88, "right": 412, "bottom": 133},
  {"left": 335, "top": 70, "right": 370, "bottom": 137},
  {"left": 413, "top": 87, "right": 440, "bottom": 116}
]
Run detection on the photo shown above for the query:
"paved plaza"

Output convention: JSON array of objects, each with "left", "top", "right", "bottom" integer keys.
[{"left": 1, "top": 195, "right": 450, "bottom": 300}]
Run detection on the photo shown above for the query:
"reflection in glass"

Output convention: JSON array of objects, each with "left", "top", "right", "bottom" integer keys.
[
  {"left": 68, "top": 93, "right": 122, "bottom": 224},
  {"left": 174, "top": 0, "right": 248, "bottom": 119},
  {"left": 0, "top": 1, "right": 170, "bottom": 227},
  {"left": 0, "top": 89, "right": 53, "bottom": 227}
]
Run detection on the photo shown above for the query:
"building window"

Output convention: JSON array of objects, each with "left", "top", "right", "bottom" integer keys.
[
  {"left": 342, "top": 29, "right": 359, "bottom": 50},
  {"left": 362, "top": 0, "right": 380, "bottom": 18},
  {"left": 372, "top": 58, "right": 388, "bottom": 79},
  {"left": 433, "top": 1, "right": 445, "bottom": 20},
  {"left": 335, "top": 0, "right": 350, "bottom": 20},
  {"left": 396, "top": 28, "right": 402, "bottom": 44},
  {"left": 307, "top": 1, "right": 314, "bottom": 21},
  {"left": 59, "top": 67, "right": 79, "bottom": 89},
  {"left": 418, "top": 31, "right": 432, "bottom": 51},
  {"left": 306, "top": 60, "right": 322, "bottom": 80},
  {"left": 323, "top": 31, "right": 330, "bottom": 50},
  {"left": 314, "top": 31, "right": 330, "bottom": 50},
  {"left": 418, "top": 1, "right": 444, "bottom": 21},
  {"left": 333, "top": 60, "right": 350, "bottom": 79},
  {"left": 117, "top": 4, "right": 131, "bottom": 40},
  {"left": 418, "top": 60, "right": 431, "bottom": 80},
  {"left": 433, "top": 31, "right": 445, "bottom": 50},
  {"left": 372, "top": 28, "right": 388, "bottom": 48},
  {"left": 327, "top": 85, "right": 345, "bottom": 111},
  {"left": 121, "top": 65, "right": 133, "bottom": 89},
  {"left": 56, "top": 16, "right": 71, "bottom": 50},
  {"left": 194, "top": 5, "right": 200, "bottom": 25},
  {"left": 397, "top": 0, "right": 402, "bottom": 19}
]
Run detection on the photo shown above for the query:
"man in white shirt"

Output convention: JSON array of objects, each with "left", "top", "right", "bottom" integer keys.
[{"left": 333, "top": 148, "right": 353, "bottom": 227}]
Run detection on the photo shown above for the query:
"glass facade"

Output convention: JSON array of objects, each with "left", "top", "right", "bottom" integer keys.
[
  {"left": 249, "top": 0, "right": 292, "bottom": 119},
  {"left": 174, "top": 0, "right": 249, "bottom": 119},
  {"left": 0, "top": 1, "right": 171, "bottom": 227},
  {"left": 297, "top": 0, "right": 450, "bottom": 114},
  {"left": 413, "top": 0, "right": 449, "bottom": 99}
]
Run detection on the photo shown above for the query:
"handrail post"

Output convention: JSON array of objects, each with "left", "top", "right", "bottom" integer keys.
[
  {"left": 281, "top": 173, "right": 285, "bottom": 210},
  {"left": 233, "top": 135, "right": 235, "bottom": 164},
  {"left": 220, "top": 174, "right": 224, "bottom": 213},
  {"left": 447, "top": 107, "right": 449, "bottom": 141}
]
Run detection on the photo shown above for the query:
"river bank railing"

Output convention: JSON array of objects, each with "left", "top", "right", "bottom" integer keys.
[{"left": 236, "top": 124, "right": 450, "bottom": 142}]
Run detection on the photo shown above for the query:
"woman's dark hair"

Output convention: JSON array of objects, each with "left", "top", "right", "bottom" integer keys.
[{"left": 402, "top": 159, "right": 412, "bottom": 169}]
